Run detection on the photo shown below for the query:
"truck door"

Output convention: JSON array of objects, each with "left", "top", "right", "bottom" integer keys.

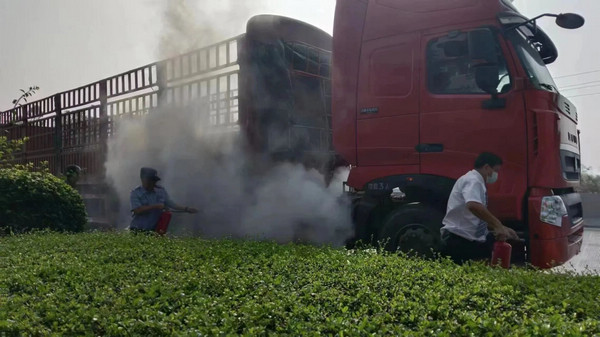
[
  {"left": 356, "top": 33, "right": 421, "bottom": 169},
  {"left": 419, "top": 28, "right": 528, "bottom": 220}
]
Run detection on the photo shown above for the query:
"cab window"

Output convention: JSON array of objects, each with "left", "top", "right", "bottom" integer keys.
[{"left": 427, "top": 30, "right": 511, "bottom": 95}]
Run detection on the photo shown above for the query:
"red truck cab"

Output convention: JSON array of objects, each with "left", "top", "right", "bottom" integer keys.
[{"left": 333, "top": 0, "right": 584, "bottom": 268}]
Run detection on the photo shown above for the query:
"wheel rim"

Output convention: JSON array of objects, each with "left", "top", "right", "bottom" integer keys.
[{"left": 393, "top": 223, "right": 436, "bottom": 256}]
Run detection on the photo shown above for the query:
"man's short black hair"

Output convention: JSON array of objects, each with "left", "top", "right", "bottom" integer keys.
[{"left": 474, "top": 152, "right": 503, "bottom": 169}]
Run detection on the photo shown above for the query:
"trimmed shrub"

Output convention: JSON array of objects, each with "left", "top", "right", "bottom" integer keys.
[
  {"left": 0, "top": 167, "right": 87, "bottom": 233},
  {"left": 1, "top": 232, "right": 599, "bottom": 335}
]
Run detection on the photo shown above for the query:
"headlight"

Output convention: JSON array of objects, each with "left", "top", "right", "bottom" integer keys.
[{"left": 540, "top": 196, "right": 567, "bottom": 227}]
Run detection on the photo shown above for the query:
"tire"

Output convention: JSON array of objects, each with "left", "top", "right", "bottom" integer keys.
[{"left": 378, "top": 204, "right": 443, "bottom": 257}]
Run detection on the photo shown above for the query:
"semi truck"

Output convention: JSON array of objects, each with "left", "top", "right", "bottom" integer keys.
[
  {"left": 0, "top": 0, "right": 584, "bottom": 268},
  {"left": 335, "top": 0, "right": 585, "bottom": 268}
]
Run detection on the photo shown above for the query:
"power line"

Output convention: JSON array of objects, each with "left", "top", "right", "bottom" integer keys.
[
  {"left": 561, "top": 84, "right": 600, "bottom": 92},
  {"left": 554, "top": 69, "right": 600, "bottom": 79},
  {"left": 560, "top": 80, "right": 600, "bottom": 89},
  {"left": 566, "top": 92, "right": 600, "bottom": 99}
]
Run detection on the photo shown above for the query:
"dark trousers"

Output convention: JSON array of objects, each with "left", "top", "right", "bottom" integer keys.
[{"left": 441, "top": 230, "right": 494, "bottom": 264}]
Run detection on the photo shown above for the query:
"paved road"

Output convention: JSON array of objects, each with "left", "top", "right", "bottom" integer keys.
[{"left": 553, "top": 227, "right": 600, "bottom": 274}]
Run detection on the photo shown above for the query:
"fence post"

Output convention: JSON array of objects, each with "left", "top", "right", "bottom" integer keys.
[
  {"left": 14, "top": 106, "right": 28, "bottom": 167},
  {"left": 53, "top": 95, "right": 62, "bottom": 174},
  {"left": 156, "top": 62, "right": 167, "bottom": 109},
  {"left": 99, "top": 81, "right": 108, "bottom": 179}
]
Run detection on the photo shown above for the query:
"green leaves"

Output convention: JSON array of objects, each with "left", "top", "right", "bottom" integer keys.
[
  {"left": 0, "top": 136, "right": 28, "bottom": 164},
  {"left": 0, "top": 167, "right": 87, "bottom": 233},
  {"left": 10, "top": 85, "right": 39, "bottom": 110},
  {"left": 0, "top": 233, "right": 599, "bottom": 335}
]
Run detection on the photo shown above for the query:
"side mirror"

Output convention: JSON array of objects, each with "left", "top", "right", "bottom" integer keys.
[
  {"left": 475, "top": 65, "right": 500, "bottom": 95},
  {"left": 556, "top": 13, "right": 585, "bottom": 29},
  {"left": 503, "top": 13, "right": 585, "bottom": 34},
  {"left": 468, "top": 29, "right": 498, "bottom": 64}
]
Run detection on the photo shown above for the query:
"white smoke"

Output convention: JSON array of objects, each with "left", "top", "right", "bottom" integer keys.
[
  {"left": 157, "top": 0, "right": 267, "bottom": 58},
  {"left": 104, "top": 0, "right": 353, "bottom": 246},
  {"left": 105, "top": 103, "right": 352, "bottom": 245}
]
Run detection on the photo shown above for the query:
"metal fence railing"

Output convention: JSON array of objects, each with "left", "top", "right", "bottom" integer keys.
[{"left": 0, "top": 36, "right": 243, "bottom": 179}]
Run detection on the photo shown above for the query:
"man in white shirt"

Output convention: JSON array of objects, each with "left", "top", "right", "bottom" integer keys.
[{"left": 441, "top": 152, "right": 518, "bottom": 263}]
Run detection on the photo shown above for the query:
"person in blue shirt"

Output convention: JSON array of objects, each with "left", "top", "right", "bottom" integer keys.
[{"left": 129, "top": 167, "right": 197, "bottom": 232}]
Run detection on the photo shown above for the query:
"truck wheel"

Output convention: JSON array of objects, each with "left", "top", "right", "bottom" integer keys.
[{"left": 378, "top": 204, "right": 443, "bottom": 257}]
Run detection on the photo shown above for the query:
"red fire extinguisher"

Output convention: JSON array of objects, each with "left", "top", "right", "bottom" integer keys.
[
  {"left": 155, "top": 211, "right": 172, "bottom": 235},
  {"left": 491, "top": 241, "right": 512, "bottom": 269}
]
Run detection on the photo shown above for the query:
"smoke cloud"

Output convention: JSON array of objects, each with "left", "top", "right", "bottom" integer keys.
[
  {"left": 105, "top": 102, "right": 352, "bottom": 246},
  {"left": 157, "top": 0, "right": 267, "bottom": 58},
  {"left": 104, "top": 0, "right": 353, "bottom": 246}
]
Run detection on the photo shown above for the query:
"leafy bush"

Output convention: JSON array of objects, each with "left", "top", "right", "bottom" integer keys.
[
  {"left": 0, "top": 167, "right": 87, "bottom": 233},
  {"left": 0, "top": 136, "right": 27, "bottom": 166},
  {"left": 1, "top": 232, "right": 599, "bottom": 336}
]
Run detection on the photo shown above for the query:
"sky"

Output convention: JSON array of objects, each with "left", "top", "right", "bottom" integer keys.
[{"left": 0, "top": 0, "right": 598, "bottom": 169}]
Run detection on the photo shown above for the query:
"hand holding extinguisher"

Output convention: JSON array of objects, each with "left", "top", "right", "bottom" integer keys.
[
  {"left": 490, "top": 225, "right": 520, "bottom": 269},
  {"left": 491, "top": 240, "right": 512, "bottom": 269},
  {"left": 155, "top": 210, "right": 173, "bottom": 235}
]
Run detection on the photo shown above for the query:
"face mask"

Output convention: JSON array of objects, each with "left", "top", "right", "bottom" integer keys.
[{"left": 486, "top": 171, "right": 498, "bottom": 184}]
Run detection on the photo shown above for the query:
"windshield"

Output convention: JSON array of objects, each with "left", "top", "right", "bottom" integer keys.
[{"left": 506, "top": 28, "right": 558, "bottom": 93}]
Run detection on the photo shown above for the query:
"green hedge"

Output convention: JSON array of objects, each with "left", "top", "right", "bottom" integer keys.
[
  {"left": 0, "top": 168, "right": 87, "bottom": 233},
  {"left": 1, "top": 232, "right": 599, "bottom": 336}
]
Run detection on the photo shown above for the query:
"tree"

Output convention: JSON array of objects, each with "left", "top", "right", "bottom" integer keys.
[
  {"left": 1, "top": 86, "right": 38, "bottom": 165},
  {"left": 579, "top": 166, "right": 600, "bottom": 193},
  {"left": 11, "top": 86, "right": 40, "bottom": 109}
]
